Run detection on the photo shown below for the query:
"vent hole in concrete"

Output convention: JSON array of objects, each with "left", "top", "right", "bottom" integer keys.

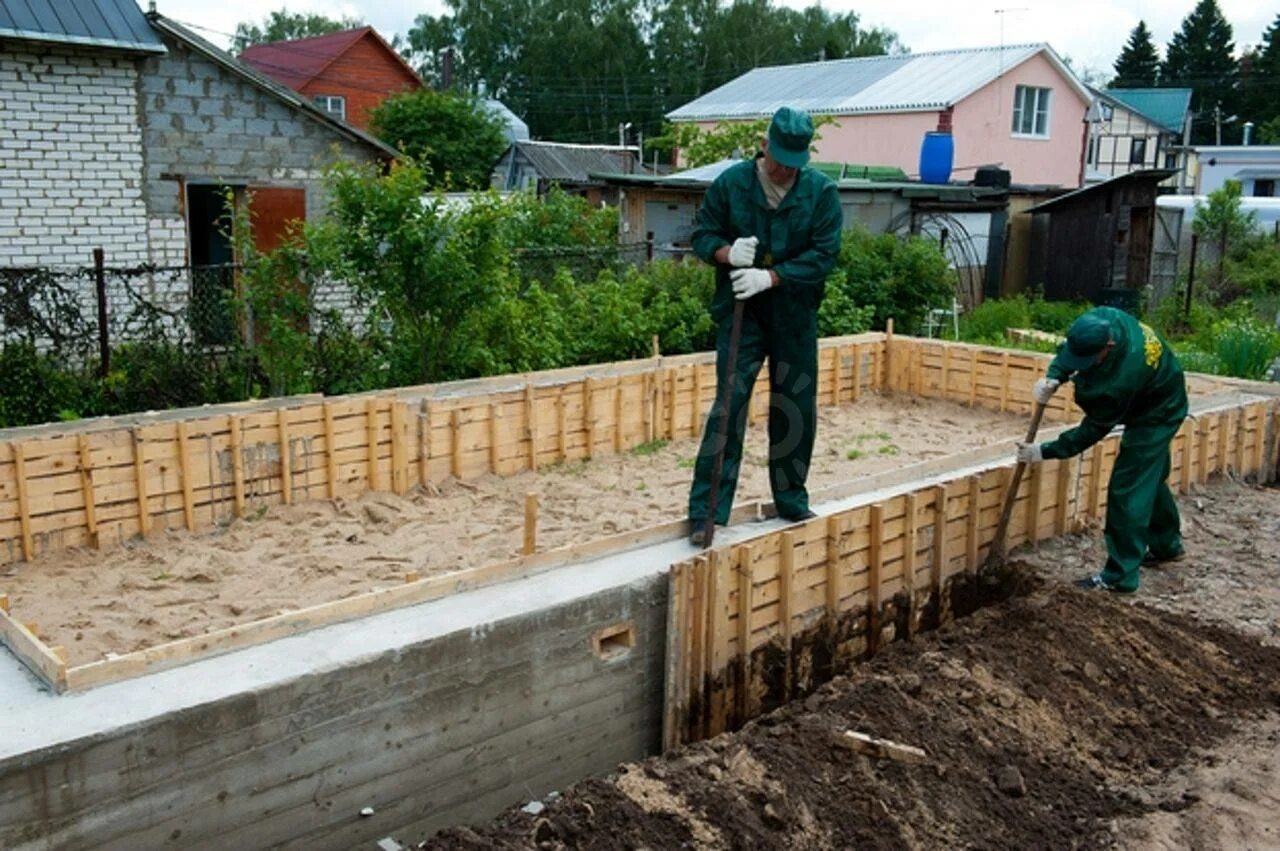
[{"left": 593, "top": 622, "right": 635, "bottom": 660}]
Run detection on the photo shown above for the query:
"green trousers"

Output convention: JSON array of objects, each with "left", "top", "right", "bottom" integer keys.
[
  {"left": 1098, "top": 420, "right": 1185, "bottom": 591},
  {"left": 687, "top": 299, "right": 817, "bottom": 524}
]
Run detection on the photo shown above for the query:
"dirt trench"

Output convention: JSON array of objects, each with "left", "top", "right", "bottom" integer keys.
[{"left": 425, "top": 561, "right": 1280, "bottom": 849}]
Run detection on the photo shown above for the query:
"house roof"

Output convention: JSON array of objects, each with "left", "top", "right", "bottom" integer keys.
[
  {"left": 147, "top": 14, "right": 399, "bottom": 159},
  {"left": 485, "top": 99, "right": 530, "bottom": 143},
  {"left": 1103, "top": 88, "right": 1192, "bottom": 136},
  {"left": 667, "top": 44, "right": 1090, "bottom": 121},
  {"left": 240, "top": 26, "right": 422, "bottom": 92},
  {"left": 511, "top": 141, "right": 643, "bottom": 184},
  {"left": 0, "top": 0, "right": 164, "bottom": 53},
  {"left": 1027, "top": 169, "right": 1175, "bottom": 213}
]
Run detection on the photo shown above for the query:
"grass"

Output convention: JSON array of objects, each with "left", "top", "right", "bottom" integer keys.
[
  {"left": 846, "top": 448, "right": 865, "bottom": 461},
  {"left": 878, "top": 444, "right": 900, "bottom": 456},
  {"left": 677, "top": 456, "right": 696, "bottom": 470},
  {"left": 630, "top": 439, "right": 670, "bottom": 456}
]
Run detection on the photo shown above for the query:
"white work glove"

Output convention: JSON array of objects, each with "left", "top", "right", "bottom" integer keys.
[
  {"left": 1016, "top": 442, "right": 1044, "bottom": 464},
  {"left": 730, "top": 267, "right": 773, "bottom": 300},
  {"left": 1032, "top": 378, "right": 1061, "bottom": 406},
  {"left": 726, "top": 236, "right": 759, "bottom": 268}
]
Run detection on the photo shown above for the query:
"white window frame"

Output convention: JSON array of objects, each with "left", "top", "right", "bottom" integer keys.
[
  {"left": 1011, "top": 85, "right": 1052, "bottom": 139},
  {"left": 313, "top": 95, "right": 346, "bottom": 121}
]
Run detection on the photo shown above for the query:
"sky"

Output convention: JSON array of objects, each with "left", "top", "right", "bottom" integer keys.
[{"left": 154, "top": 0, "right": 1274, "bottom": 78}]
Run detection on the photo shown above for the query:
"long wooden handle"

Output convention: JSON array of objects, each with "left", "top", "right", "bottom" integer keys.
[
  {"left": 988, "top": 401, "right": 1047, "bottom": 562},
  {"left": 703, "top": 300, "right": 746, "bottom": 547}
]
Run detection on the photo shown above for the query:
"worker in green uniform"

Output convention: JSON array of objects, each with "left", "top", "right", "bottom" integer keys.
[
  {"left": 1017, "top": 307, "right": 1188, "bottom": 592},
  {"left": 687, "top": 106, "right": 844, "bottom": 546}
]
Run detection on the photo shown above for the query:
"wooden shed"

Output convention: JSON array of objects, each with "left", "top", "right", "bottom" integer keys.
[{"left": 1026, "top": 169, "right": 1174, "bottom": 304}]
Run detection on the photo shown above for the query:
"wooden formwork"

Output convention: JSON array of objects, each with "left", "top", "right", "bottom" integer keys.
[
  {"left": 0, "top": 333, "right": 1274, "bottom": 694},
  {"left": 662, "top": 393, "right": 1280, "bottom": 749}
]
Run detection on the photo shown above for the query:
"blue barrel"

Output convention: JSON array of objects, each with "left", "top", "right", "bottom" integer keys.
[{"left": 919, "top": 132, "right": 954, "bottom": 184}]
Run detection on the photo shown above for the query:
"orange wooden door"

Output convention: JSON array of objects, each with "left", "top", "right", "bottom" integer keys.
[{"left": 249, "top": 187, "right": 306, "bottom": 253}]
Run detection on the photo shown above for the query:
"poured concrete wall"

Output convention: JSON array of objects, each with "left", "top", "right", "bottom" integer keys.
[{"left": 0, "top": 568, "right": 668, "bottom": 849}]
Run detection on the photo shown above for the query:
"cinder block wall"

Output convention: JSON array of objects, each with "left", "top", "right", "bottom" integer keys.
[
  {"left": 0, "top": 576, "right": 667, "bottom": 850},
  {"left": 0, "top": 47, "right": 148, "bottom": 267}
]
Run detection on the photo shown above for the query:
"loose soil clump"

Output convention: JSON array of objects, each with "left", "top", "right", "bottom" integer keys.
[{"left": 428, "top": 580, "right": 1280, "bottom": 850}]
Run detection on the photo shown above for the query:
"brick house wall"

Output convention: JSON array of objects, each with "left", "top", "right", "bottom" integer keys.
[
  {"left": 297, "top": 33, "right": 421, "bottom": 130},
  {"left": 0, "top": 46, "right": 148, "bottom": 267}
]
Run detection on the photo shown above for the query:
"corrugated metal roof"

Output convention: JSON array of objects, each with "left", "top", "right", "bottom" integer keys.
[
  {"left": 668, "top": 44, "right": 1069, "bottom": 121},
  {"left": 514, "top": 141, "right": 641, "bottom": 183},
  {"left": 0, "top": 0, "right": 164, "bottom": 52},
  {"left": 240, "top": 27, "right": 369, "bottom": 89},
  {"left": 1104, "top": 88, "right": 1192, "bottom": 136}
]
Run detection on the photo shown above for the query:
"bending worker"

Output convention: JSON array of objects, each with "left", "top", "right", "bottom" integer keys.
[
  {"left": 1017, "top": 306, "right": 1188, "bottom": 593},
  {"left": 687, "top": 106, "right": 843, "bottom": 546}
]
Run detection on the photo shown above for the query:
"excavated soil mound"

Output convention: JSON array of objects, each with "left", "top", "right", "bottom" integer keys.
[{"left": 429, "top": 582, "right": 1280, "bottom": 850}]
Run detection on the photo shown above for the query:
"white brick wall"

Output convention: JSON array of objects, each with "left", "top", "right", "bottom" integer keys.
[{"left": 0, "top": 47, "right": 148, "bottom": 267}]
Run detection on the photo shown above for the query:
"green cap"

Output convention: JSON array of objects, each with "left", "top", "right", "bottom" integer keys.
[
  {"left": 767, "top": 106, "right": 814, "bottom": 168},
  {"left": 1058, "top": 312, "right": 1113, "bottom": 372}
]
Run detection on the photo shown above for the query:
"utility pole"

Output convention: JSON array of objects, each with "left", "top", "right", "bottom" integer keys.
[
  {"left": 440, "top": 46, "right": 455, "bottom": 90},
  {"left": 1214, "top": 102, "right": 1222, "bottom": 146}
]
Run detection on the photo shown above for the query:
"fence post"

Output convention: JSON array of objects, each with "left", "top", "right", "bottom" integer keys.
[
  {"left": 92, "top": 247, "right": 110, "bottom": 377},
  {"left": 1183, "top": 234, "right": 1198, "bottom": 322}
]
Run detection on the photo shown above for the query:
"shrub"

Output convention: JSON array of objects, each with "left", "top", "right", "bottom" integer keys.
[
  {"left": 1210, "top": 317, "right": 1280, "bottom": 380},
  {"left": 0, "top": 344, "right": 94, "bottom": 427},
  {"left": 958, "top": 296, "right": 1032, "bottom": 343},
  {"left": 835, "top": 226, "right": 953, "bottom": 334}
]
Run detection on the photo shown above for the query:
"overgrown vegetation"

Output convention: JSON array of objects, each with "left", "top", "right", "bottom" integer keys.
[{"left": 1, "top": 162, "right": 957, "bottom": 428}]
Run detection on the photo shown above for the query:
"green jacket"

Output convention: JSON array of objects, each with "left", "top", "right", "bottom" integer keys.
[
  {"left": 1042, "top": 307, "right": 1188, "bottom": 460},
  {"left": 691, "top": 157, "right": 843, "bottom": 322}
]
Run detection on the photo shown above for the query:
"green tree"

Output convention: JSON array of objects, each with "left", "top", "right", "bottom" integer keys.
[
  {"left": 1161, "top": 0, "right": 1238, "bottom": 143},
  {"left": 647, "top": 113, "right": 836, "bottom": 167},
  {"left": 1192, "top": 179, "right": 1259, "bottom": 295},
  {"left": 1112, "top": 20, "right": 1161, "bottom": 87},
  {"left": 368, "top": 90, "right": 508, "bottom": 190},
  {"left": 232, "top": 9, "right": 363, "bottom": 53},
  {"left": 1240, "top": 14, "right": 1280, "bottom": 135}
]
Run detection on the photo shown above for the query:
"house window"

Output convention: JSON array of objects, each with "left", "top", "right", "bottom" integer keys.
[
  {"left": 313, "top": 95, "right": 346, "bottom": 120},
  {"left": 1130, "top": 138, "right": 1147, "bottom": 165},
  {"left": 1254, "top": 179, "right": 1276, "bottom": 198},
  {"left": 1011, "top": 85, "right": 1051, "bottom": 137},
  {"left": 1164, "top": 151, "right": 1178, "bottom": 170}
]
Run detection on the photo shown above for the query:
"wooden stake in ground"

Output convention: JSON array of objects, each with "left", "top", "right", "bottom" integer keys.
[
  {"left": 984, "top": 402, "right": 1047, "bottom": 570},
  {"left": 523, "top": 492, "right": 539, "bottom": 555}
]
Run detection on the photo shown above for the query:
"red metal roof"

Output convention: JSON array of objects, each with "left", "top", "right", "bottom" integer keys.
[{"left": 241, "top": 27, "right": 374, "bottom": 89}]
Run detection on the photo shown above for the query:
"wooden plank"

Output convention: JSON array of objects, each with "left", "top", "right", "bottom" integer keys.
[
  {"left": 736, "top": 543, "right": 754, "bottom": 720},
  {"left": 1088, "top": 445, "right": 1105, "bottom": 519},
  {"left": 132, "top": 428, "right": 150, "bottom": 538},
  {"left": 277, "top": 409, "right": 293, "bottom": 505},
  {"left": 1180, "top": 426, "right": 1194, "bottom": 494},
  {"left": 523, "top": 492, "right": 539, "bottom": 555},
  {"left": 851, "top": 343, "right": 861, "bottom": 402},
  {"left": 931, "top": 484, "right": 946, "bottom": 604},
  {"left": 0, "top": 604, "right": 66, "bottom": 692},
  {"left": 76, "top": 433, "right": 98, "bottom": 547},
  {"left": 228, "top": 415, "right": 245, "bottom": 517},
  {"left": 691, "top": 365, "right": 703, "bottom": 435},
  {"left": 11, "top": 442, "right": 33, "bottom": 561},
  {"left": 323, "top": 403, "right": 339, "bottom": 499},
  {"left": 1026, "top": 460, "right": 1042, "bottom": 546},
  {"left": 831, "top": 345, "right": 842, "bottom": 405},
  {"left": 834, "top": 730, "right": 928, "bottom": 765},
  {"left": 825, "top": 515, "right": 841, "bottom": 617},
  {"left": 175, "top": 422, "right": 195, "bottom": 530},
  {"left": 584, "top": 378, "right": 596, "bottom": 460},
  {"left": 1218, "top": 410, "right": 1230, "bottom": 475},
  {"left": 690, "top": 554, "right": 708, "bottom": 741},
  {"left": 902, "top": 492, "right": 918, "bottom": 636},
  {"left": 417, "top": 400, "right": 431, "bottom": 489},
  {"left": 615, "top": 379, "right": 626, "bottom": 453},
  {"left": 390, "top": 402, "right": 408, "bottom": 494},
  {"left": 524, "top": 384, "right": 539, "bottom": 470},
  {"left": 489, "top": 402, "right": 501, "bottom": 474},
  {"left": 884, "top": 318, "right": 894, "bottom": 392},
  {"left": 557, "top": 388, "right": 568, "bottom": 462},
  {"left": 778, "top": 530, "right": 796, "bottom": 701},
  {"left": 450, "top": 408, "right": 463, "bottom": 479},
  {"left": 1054, "top": 458, "right": 1071, "bottom": 536},
  {"left": 940, "top": 346, "right": 951, "bottom": 401},
  {"left": 668, "top": 369, "right": 678, "bottom": 439},
  {"left": 662, "top": 561, "right": 685, "bottom": 752},
  {"left": 966, "top": 475, "right": 980, "bottom": 568},
  {"left": 366, "top": 398, "right": 380, "bottom": 492},
  {"left": 868, "top": 504, "right": 884, "bottom": 653},
  {"left": 968, "top": 350, "right": 979, "bottom": 407},
  {"left": 999, "top": 352, "right": 1011, "bottom": 413},
  {"left": 1198, "top": 416, "right": 1212, "bottom": 483}
]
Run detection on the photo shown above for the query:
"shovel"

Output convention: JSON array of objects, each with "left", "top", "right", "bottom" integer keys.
[
  {"left": 983, "top": 401, "right": 1047, "bottom": 570},
  {"left": 700, "top": 300, "right": 745, "bottom": 549}
]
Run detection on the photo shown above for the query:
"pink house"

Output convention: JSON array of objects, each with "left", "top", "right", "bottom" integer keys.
[{"left": 667, "top": 44, "right": 1092, "bottom": 188}]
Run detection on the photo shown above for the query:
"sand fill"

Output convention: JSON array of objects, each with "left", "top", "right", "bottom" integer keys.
[{"left": 2, "top": 393, "right": 1028, "bottom": 663}]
